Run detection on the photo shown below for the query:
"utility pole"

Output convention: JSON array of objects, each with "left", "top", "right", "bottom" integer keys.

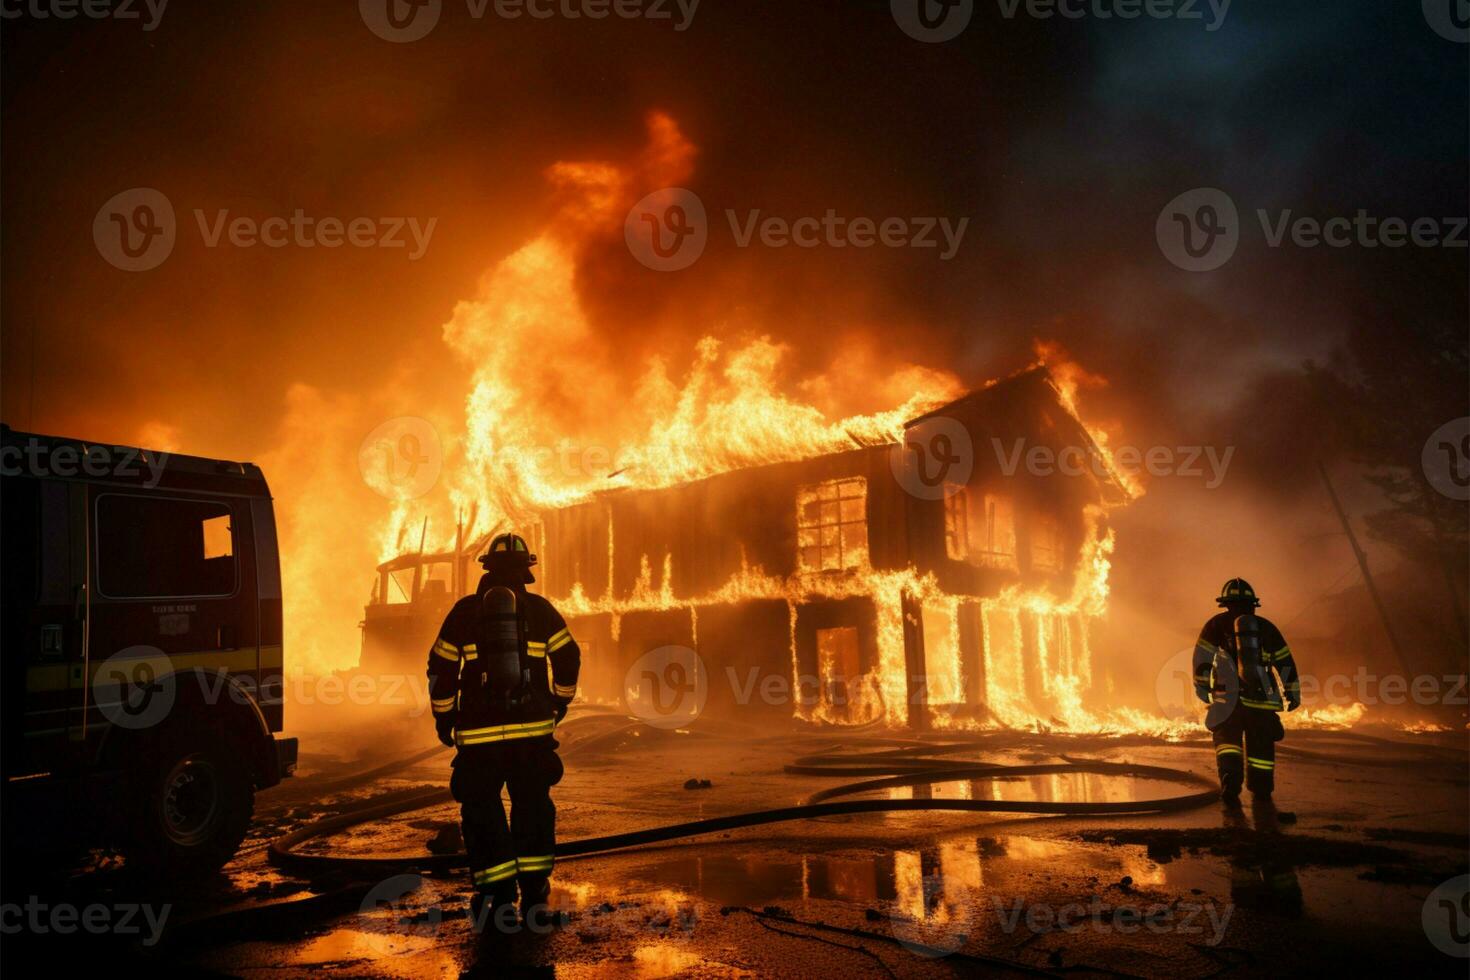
[{"left": 1317, "top": 461, "right": 1414, "bottom": 678}]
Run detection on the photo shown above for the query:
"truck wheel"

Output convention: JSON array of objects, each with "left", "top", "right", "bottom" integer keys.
[{"left": 125, "top": 723, "right": 254, "bottom": 876}]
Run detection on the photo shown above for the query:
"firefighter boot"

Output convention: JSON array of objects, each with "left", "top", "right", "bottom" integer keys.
[
  {"left": 519, "top": 875, "right": 552, "bottom": 928},
  {"left": 471, "top": 883, "right": 519, "bottom": 937},
  {"left": 1214, "top": 744, "right": 1244, "bottom": 806}
]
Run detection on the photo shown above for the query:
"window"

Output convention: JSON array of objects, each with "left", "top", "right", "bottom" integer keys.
[
  {"left": 385, "top": 568, "right": 416, "bottom": 604},
  {"left": 97, "top": 495, "right": 236, "bottom": 598},
  {"left": 797, "top": 478, "right": 868, "bottom": 572},
  {"left": 1031, "top": 515, "right": 1062, "bottom": 572},
  {"left": 945, "top": 489, "right": 1017, "bottom": 570},
  {"left": 943, "top": 485, "right": 969, "bottom": 562},
  {"left": 976, "top": 494, "right": 1017, "bottom": 570},
  {"left": 419, "top": 561, "right": 452, "bottom": 599}
]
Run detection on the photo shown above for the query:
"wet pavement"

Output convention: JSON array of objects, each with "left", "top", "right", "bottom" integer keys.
[{"left": 6, "top": 710, "right": 1467, "bottom": 977}]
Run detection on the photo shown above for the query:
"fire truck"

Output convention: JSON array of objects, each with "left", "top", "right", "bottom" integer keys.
[{"left": 1, "top": 426, "right": 297, "bottom": 875}]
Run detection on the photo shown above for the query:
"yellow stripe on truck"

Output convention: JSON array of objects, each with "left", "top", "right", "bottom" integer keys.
[{"left": 26, "top": 648, "right": 264, "bottom": 695}]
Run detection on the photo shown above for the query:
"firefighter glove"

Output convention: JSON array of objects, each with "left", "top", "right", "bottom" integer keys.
[
  {"left": 435, "top": 716, "right": 456, "bottom": 747},
  {"left": 553, "top": 697, "right": 571, "bottom": 725},
  {"left": 1286, "top": 693, "right": 1301, "bottom": 712}
]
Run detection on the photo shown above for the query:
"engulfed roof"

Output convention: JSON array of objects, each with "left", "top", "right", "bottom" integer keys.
[
  {"left": 903, "top": 366, "right": 1132, "bottom": 502},
  {"left": 902, "top": 365, "right": 1048, "bottom": 429}
]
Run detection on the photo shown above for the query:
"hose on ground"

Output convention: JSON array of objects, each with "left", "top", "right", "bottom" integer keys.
[
  {"left": 267, "top": 720, "right": 1463, "bottom": 877},
  {"left": 269, "top": 731, "right": 1218, "bottom": 875}
]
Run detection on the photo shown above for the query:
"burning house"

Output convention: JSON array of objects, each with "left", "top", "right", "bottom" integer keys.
[{"left": 362, "top": 366, "right": 1131, "bottom": 729}]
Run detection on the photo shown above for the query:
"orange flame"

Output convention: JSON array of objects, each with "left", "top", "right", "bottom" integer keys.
[{"left": 351, "top": 114, "right": 1375, "bottom": 738}]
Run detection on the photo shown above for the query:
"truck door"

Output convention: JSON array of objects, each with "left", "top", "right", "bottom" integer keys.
[
  {"left": 86, "top": 491, "right": 258, "bottom": 750},
  {"left": 1, "top": 477, "right": 87, "bottom": 778}
]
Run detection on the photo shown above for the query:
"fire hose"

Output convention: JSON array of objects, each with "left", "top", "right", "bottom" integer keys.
[
  {"left": 264, "top": 717, "right": 1464, "bottom": 879},
  {"left": 268, "top": 724, "right": 1223, "bottom": 876}
]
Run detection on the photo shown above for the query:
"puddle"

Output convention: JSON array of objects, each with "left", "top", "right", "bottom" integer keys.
[
  {"left": 613, "top": 838, "right": 1057, "bottom": 929},
  {"left": 589, "top": 821, "right": 1438, "bottom": 937},
  {"left": 288, "top": 927, "right": 440, "bottom": 965},
  {"left": 882, "top": 773, "right": 1187, "bottom": 805},
  {"left": 555, "top": 943, "right": 735, "bottom": 980}
]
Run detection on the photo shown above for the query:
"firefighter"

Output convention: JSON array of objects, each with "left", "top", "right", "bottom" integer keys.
[
  {"left": 426, "top": 533, "right": 581, "bottom": 928},
  {"left": 1191, "top": 578, "right": 1301, "bottom": 804}
]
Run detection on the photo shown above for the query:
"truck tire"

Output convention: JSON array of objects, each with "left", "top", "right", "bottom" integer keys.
[{"left": 124, "top": 721, "right": 255, "bottom": 876}]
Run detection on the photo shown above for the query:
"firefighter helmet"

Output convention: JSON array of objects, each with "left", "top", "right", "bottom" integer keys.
[
  {"left": 480, "top": 532, "right": 537, "bottom": 570},
  {"left": 1216, "top": 577, "right": 1261, "bottom": 608}
]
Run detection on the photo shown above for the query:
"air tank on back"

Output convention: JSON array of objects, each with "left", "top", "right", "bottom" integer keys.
[{"left": 477, "top": 585, "right": 525, "bottom": 696}]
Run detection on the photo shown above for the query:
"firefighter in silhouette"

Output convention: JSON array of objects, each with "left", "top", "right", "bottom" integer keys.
[
  {"left": 1192, "top": 578, "right": 1301, "bottom": 805},
  {"left": 426, "top": 533, "right": 580, "bottom": 926}
]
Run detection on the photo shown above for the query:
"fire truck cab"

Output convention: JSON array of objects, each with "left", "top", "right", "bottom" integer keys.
[{"left": 1, "top": 426, "right": 297, "bottom": 875}]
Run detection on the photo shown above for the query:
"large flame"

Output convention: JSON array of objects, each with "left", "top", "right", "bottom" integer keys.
[
  {"left": 346, "top": 113, "right": 1370, "bottom": 737},
  {"left": 372, "top": 112, "right": 964, "bottom": 564}
]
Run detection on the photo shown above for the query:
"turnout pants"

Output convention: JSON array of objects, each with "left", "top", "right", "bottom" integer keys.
[
  {"left": 1211, "top": 705, "right": 1281, "bottom": 795},
  {"left": 450, "top": 735, "right": 564, "bottom": 897}
]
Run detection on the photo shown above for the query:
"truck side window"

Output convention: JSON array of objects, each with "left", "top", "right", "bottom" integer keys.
[
  {"left": 39, "top": 481, "right": 72, "bottom": 603},
  {"left": 96, "top": 495, "right": 237, "bottom": 598}
]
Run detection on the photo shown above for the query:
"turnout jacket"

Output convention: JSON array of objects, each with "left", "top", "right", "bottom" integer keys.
[
  {"left": 427, "top": 577, "right": 581, "bottom": 747},
  {"left": 1191, "top": 611, "right": 1300, "bottom": 712}
]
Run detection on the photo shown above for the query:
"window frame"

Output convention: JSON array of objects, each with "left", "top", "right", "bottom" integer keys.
[
  {"left": 975, "top": 492, "right": 1019, "bottom": 570},
  {"left": 94, "top": 492, "right": 240, "bottom": 601},
  {"left": 943, "top": 484, "right": 969, "bottom": 561},
  {"left": 1029, "top": 512, "right": 1063, "bottom": 573},
  {"left": 796, "top": 477, "right": 869, "bottom": 573}
]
